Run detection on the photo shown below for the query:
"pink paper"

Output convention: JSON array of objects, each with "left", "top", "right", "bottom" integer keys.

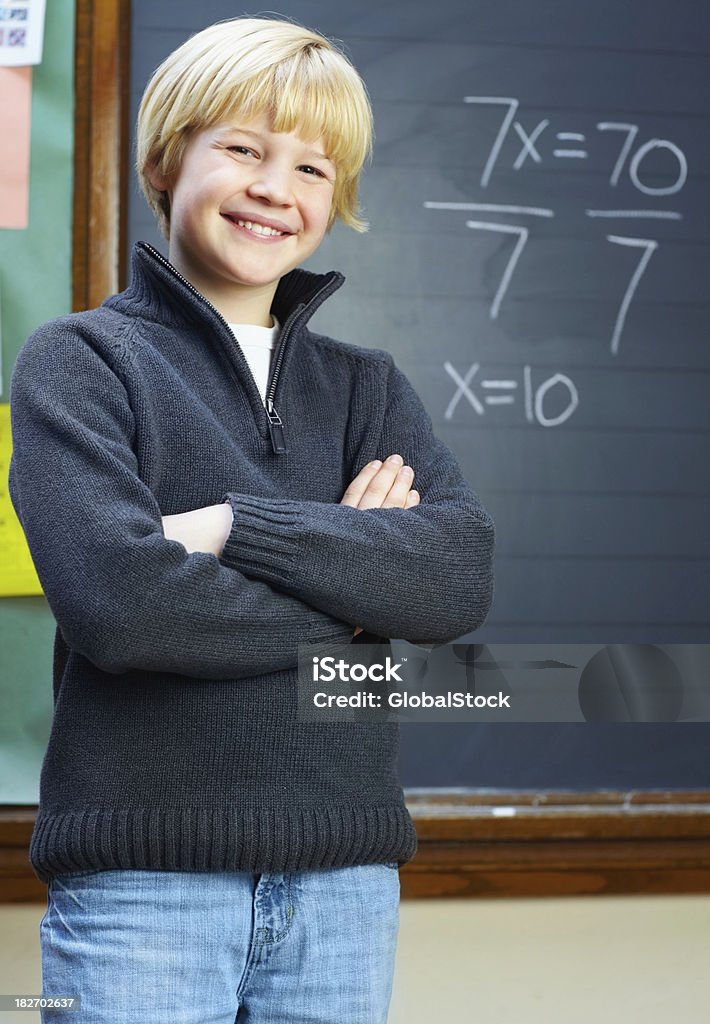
[{"left": 0, "top": 66, "right": 32, "bottom": 229}]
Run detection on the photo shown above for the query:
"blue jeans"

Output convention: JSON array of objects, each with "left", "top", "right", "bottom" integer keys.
[{"left": 39, "top": 864, "right": 400, "bottom": 1023}]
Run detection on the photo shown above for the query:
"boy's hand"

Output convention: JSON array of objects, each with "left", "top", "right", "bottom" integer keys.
[
  {"left": 340, "top": 455, "right": 420, "bottom": 511},
  {"left": 161, "top": 502, "right": 233, "bottom": 556},
  {"left": 342, "top": 456, "right": 420, "bottom": 636}
]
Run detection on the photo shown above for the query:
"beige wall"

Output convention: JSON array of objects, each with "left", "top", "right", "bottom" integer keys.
[
  {"left": 2, "top": 896, "right": 709, "bottom": 1023},
  {"left": 391, "top": 895, "right": 709, "bottom": 1022}
]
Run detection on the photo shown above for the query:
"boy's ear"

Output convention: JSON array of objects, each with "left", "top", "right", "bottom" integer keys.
[{"left": 146, "top": 163, "right": 169, "bottom": 192}]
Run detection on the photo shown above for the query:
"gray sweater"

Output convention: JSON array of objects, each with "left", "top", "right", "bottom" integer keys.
[{"left": 8, "top": 242, "right": 495, "bottom": 884}]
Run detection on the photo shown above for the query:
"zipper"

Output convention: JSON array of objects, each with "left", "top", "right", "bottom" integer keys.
[
  {"left": 263, "top": 272, "right": 340, "bottom": 419},
  {"left": 263, "top": 302, "right": 304, "bottom": 454},
  {"left": 140, "top": 242, "right": 291, "bottom": 453},
  {"left": 139, "top": 242, "right": 340, "bottom": 455}
]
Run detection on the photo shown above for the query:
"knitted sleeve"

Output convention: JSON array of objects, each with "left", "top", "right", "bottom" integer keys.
[
  {"left": 8, "top": 323, "right": 354, "bottom": 678},
  {"left": 220, "top": 355, "right": 495, "bottom": 645}
]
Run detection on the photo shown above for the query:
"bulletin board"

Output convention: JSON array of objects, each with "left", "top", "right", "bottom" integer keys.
[
  {"left": 0, "top": 0, "right": 77, "bottom": 806},
  {"left": 0, "top": 0, "right": 129, "bottom": 897}
]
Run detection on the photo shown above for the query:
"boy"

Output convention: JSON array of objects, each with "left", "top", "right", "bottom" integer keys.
[{"left": 8, "top": 16, "right": 494, "bottom": 1024}]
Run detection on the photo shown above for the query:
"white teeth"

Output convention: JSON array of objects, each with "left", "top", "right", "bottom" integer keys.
[{"left": 235, "top": 219, "right": 285, "bottom": 237}]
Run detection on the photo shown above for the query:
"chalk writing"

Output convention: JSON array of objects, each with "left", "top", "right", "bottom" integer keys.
[
  {"left": 444, "top": 363, "right": 579, "bottom": 428},
  {"left": 424, "top": 96, "right": 688, "bottom": 361}
]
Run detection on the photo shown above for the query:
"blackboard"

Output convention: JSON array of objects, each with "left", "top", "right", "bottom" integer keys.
[{"left": 127, "top": 1, "right": 710, "bottom": 791}]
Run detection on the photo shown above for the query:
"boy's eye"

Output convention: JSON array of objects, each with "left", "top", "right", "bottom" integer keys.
[{"left": 223, "top": 146, "right": 330, "bottom": 180}]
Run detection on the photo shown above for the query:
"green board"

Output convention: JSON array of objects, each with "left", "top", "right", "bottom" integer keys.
[{"left": 0, "top": 0, "right": 75, "bottom": 802}]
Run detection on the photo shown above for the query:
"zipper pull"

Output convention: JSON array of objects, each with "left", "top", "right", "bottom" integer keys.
[{"left": 266, "top": 399, "right": 287, "bottom": 454}]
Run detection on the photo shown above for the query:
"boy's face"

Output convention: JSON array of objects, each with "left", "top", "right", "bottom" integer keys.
[{"left": 151, "top": 111, "right": 337, "bottom": 323}]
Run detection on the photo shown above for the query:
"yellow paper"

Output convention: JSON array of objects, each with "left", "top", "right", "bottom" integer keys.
[
  {"left": 0, "top": 66, "right": 32, "bottom": 229},
  {"left": 0, "top": 402, "right": 43, "bottom": 595}
]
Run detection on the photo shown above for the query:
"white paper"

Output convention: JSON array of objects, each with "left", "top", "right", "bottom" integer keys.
[{"left": 0, "top": 0, "right": 46, "bottom": 67}]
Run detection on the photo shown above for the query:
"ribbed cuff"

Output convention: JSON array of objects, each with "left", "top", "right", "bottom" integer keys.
[
  {"left": 218, "top": 492, "right": 355, "bottom": 649},
  {"left": 218, "top": 492, "right": 308, "bottom": 581}
]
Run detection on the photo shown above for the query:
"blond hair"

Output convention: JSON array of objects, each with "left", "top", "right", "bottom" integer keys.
[{"left": 136, "top": 17, "right": 374, "bottom": 238}]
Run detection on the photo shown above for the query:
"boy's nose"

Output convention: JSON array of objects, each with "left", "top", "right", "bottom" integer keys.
[{"left": 246, "top": 169, "right": 293, "bottom": 206}]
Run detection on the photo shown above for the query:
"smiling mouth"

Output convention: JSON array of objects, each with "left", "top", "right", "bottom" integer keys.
[{"left": 224, "top": 215, "right": 292, "bottom": 238}]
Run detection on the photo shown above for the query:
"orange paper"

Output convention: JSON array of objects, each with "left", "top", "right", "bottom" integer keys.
[{"left": 0, "top": 66, "right": 32, "bottom": 229}]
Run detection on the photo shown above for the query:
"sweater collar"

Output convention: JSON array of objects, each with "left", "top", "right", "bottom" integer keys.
[{"left": 104, "top": 241, "right": 345, "bottom": 332}]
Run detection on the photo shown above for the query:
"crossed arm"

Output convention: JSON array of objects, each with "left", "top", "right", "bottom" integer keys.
[
  {"left": 161, "top": 455, "right": 421, "bottom": 638},
  {"left": 10, "top": 326, "right": 493, "bottom": 674}
]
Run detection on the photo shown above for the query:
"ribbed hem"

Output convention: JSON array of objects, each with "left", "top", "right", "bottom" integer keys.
[{"left": 29, "top": 804, "right": 418, "bottom": 884}]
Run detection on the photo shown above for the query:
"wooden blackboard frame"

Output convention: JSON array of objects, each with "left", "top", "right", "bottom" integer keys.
[
  {"left": 72, "top": 0, "right": 130, "bottom": 309},
  {"left": 1, "top": 0, "right": 709, "bottom": 902}
]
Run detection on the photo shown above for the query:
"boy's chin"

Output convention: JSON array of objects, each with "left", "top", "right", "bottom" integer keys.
[
  {"left": 224, "top": 259, "right": 301, "bottom": 289},
  {"left": 226, "top": 273, "right": 289, "bottom": 292}
]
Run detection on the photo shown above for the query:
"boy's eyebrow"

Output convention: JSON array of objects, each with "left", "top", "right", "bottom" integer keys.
[{"left": 216, "top": 125, "right": 333, "bottom": 163}]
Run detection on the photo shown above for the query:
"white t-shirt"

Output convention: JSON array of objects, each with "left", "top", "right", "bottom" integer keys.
[{"left": 227, "top": 316, "right": 280, "bottom": 404}]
